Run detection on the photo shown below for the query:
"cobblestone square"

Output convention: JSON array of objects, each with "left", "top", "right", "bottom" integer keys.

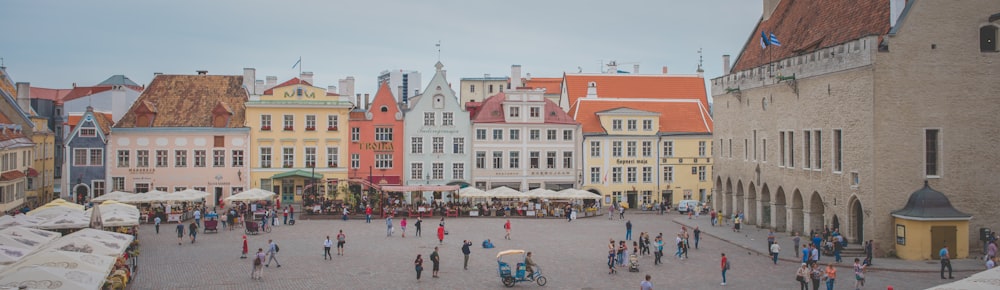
[{"left": 130, "top": 212, "right": 954, "bottom": 289}]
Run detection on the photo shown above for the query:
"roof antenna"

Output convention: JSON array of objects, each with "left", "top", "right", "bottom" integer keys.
[{"left": 697, "top": 48, "right": 704, "bottom": 71}]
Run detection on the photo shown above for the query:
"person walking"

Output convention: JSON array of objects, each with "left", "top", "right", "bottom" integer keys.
[
  {"left": 833, "top": 237, "right": 843, "bottom": 263},
  {"left": 770, "top": 242, "right": 781, "bottom": 265},
  {"left": 608, "top": 204, "right": 614, "bottom": 220},
  {"left": 414, "top": 254, "right": 424, "bottom": 280},
  {"left": 801, "top": 245, "right": 810, "bottom": 264},
  {"left": 437, "top": 224, "right": 446, "bottom": 244},
  {"left": 462, "top": 240, "right": 472, "bottom": 270},
  {"left": 365, "top": 205, "right": 372, "bottom": 223},
  {"left": 607, "top": 248, "right": 617, "bottom": 274},
  {"left": 289, "top": 205, "right": 294, "bottom": 221},
  {"left": 654, "top": 236, "right": 663, "bottom": 265},
  {"left": 793, "top": 232, "right": 802, "bottom": 258},
  {"left": 241, "top": 234, "right": 248, "bottom": 259},
  {"left": 625, "top": 220, "right": 633, "bottom": 240},
  {"left": 796, "top": 263, "right": 811, "bottom": 290},
  {"left": 810, "top": 263, "right": 823, "bottom": 290},
  {"left": 154, "top": 216, "right": 161, "bottom": 234},
  {"left": 386, "top": 215, "right": 393, "bottom": 237},
  {"left": 415, "top": 217, "right": 422, "bottom": 237},
  {"left": 940, "top": 245, "right": 954, "bottom": 279},
  {"left": 504, "top": 219, "right": 511, "bottom": 240},
  {"left": 640, "top": 274, "right": 653, "bottom": 290},
  {"left": 618, "top": 206, "right": 625, "bottom": 220},
  {"left": 864, "top": 240, "right": 874, "bottom": 266},
  {"left": 176, "top": 223, "right": 184, "bottom": 245},
  {"left": 252, "top": 248, "right": 265, "bottom": 280},
  {"left": 767, "top": 230, "right": 776, "bottom": 251},
  {"left": 323, "top": 236, "right": 333, "bottom": 260},
  {"left": 189, "top": 221, "right": 198, "bottom": 243},
  {"left": 336, "top": 230, "right": 346, "bottom": 255},
  {"left": 400, "top": 218, "right": 407, "bottom": 238},
  {"left": 710, "top": 210, "right": 717, "bottom": 226},
  {"left": 693, "top": 226, "right": 702, "bottom": 249},
  {"left": 193, "top": 209, "right": 201, "bottom": 227},
  {"left": 721, "top": 253, "right": 729, "bottom": 286},
  {"left": 430, "top": 246, "right": 441, "bottom": 278},
  {"left": 824, "top": 263, "right": 837, "bottom": 290},
  {"left": 853, "top": 258, "right": 866, "bottom": 289},
  {"left": 265, "top": 239, "right": 281, "bottom": 268},
  {"left": 283, "top": 207, "right": 288, "bottom": 225}
]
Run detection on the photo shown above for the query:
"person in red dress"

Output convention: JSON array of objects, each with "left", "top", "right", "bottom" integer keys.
[
  {"left": 241, "top": 235, "right": 248, "bottom": 259},
  {"left": 437, "top": 224, "right": 445, "bottom": 244}
]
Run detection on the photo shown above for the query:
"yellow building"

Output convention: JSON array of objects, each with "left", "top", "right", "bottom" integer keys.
[
  {"left": 246, "top": 77, "right": 353, "bottom": 204},
  {"left": 891, "top": 182, "right": 972, "bottom": 260},
  {"left": 27, "top": 112, "right": 55, "bottom": 206}
]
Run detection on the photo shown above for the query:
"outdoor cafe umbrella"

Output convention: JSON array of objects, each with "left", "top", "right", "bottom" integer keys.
[
  {"left": 88, "top": 203, "right": 102, "bottom": 229},
  {"left": 91, "top": 191, "right": 136, "bottom": 202},
  {"left": 225, "top": 188, "right": 277, "bottom": 202}
]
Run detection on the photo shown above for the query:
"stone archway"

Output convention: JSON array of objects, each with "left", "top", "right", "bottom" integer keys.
[
  {"left": 773, "top": 187, "right": 787, "bottom": 232},
  {"left": 791, "top": 189, "right": 805, "bottom": 235},
  {"left": 724, "top": 178, "right": 733, "bottom": 217},
  {"left": 714, "top": 177, "right": 724, "bottom": 214},
  {"left": 760, "top": 184, "right": 772, "bottom": 228},
  {"left": 850, "top": 196, "right": 865, "bottom": 244},
  {"left": 747, "top": 182, "right": 757, "bottom": 226},
  {"left": 735, "top": 180, "right": 745, "bottom": 216},
  {"left": 807, "top": 191, "right": 825, "bottom": 234},
  {"left": 74, "top": 184, "right": 90, "bottom": 204}
]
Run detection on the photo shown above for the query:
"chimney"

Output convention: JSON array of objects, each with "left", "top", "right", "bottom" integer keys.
[
  {"left": 300, "top": 71, "right": 314, "bottom": 85},
  {"left": 15, "top": 82, "right": 31, "bottom": 114},
  {"left": 661, "top": 66, "right": 669, "bottom": 74},
  {"left": 364, "top": 94, "right": 370, "bottom": 110},
  {"left": 763, "top": 0, "right": 780, "bottom": 21},
  {"left": 266, "top": 76, "right": 277, "bottom": 87},
  {"left": 196, "top": 70, "right": 208, "bottom": 75},
  {"left": 255, "top": 80, "right": 264, "bottom": 94},
  {"left": 339, "top": 77, "right": 355, "bottom": 97},
  {"left": 526, "top": 73, "right": 531, "bottom": 80},
  {"left": 510, "top": 65, "right": 522, "bottom": 89},
  {"left": 110, "top": 84, "right": 127, "bottom": 123},
  {"left": 243, "top": 68, "right": 256, "bottom": 93},
  {"left": 607, "top": 61, "right": 618, "bottom": 74},
  {"left": 722, "top": 55, "right": 731, "bottom": 74},
  {"left": 633, "top": 64, "right": 640, "bottom": 74},
  {"left": 585, "top": 82, "right": 598, "bottom": 99},
  {"left": 355, "top": 94, "right": 362, "bottom": 109},
  {"left": 327, "top": 85, "right": 337, "bottom": 94}
]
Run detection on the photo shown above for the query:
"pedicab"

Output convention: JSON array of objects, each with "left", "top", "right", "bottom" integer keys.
[
  {"left": 245, "top": 219, "right": 270, "bottom": 235},
  {"left": 497, "top": 249, "right": 546, "bottom": 287}
]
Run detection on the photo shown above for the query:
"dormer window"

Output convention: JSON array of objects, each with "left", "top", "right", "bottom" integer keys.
[
  {"left": 80, "top": 128, "right": 96, "bottom": 137},
  {"left": 981, "top": 25, "right": 998, "bottom": 52},
  {"left": 211, "top": 101, "right": 233, "bottom": 128}
]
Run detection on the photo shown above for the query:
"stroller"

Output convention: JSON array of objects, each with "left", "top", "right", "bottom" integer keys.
[{"left": 628, "top": 254, "right": 640, "bottom": 272}]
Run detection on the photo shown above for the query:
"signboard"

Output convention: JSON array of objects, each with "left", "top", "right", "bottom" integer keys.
[
  {"left": 359, "top": 142, "right": 394, "bottom": 152},
  {"left": 614, "top": 159, "right": 650, "bottom": 165},
  {"left": 896, "top": 224, "right": 906, "bottom": 245}
]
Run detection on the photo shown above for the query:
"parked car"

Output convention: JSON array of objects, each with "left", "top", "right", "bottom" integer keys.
[{"left": 676, "top": 200, "right": 700, "bottom": 214}]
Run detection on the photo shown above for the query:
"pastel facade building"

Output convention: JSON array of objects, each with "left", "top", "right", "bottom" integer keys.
[
  {"left": 348, "top": 83, "right": 404, "bottom": 191},
  {"left": 63, "top": 107, "right": 113, "bottom": 203}
]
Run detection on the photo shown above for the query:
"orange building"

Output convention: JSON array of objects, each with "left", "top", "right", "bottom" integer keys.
[{"left": 348, "top": 82, "right": 404, "bottom": 191}]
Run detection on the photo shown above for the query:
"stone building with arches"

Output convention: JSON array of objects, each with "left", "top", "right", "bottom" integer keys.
[{"left": 710, "top": 0, "right": 1000, "bottom": 257}]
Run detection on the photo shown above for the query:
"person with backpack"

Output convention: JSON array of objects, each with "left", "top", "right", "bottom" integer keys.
[
  {"left": 721, "top": 253, "right": 730, "bottom": 286},
  {"left": 252, "top": 248, "right": 265, "bottom": 280},
  {"left": 265, "top": 239, "right": 281, "bottom": 268}
]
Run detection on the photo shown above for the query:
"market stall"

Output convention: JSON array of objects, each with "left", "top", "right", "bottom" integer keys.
[
  {"left": 225, "top": 188, "right": 277, "bottom": 202},
  {"left": 91, "top": 191, "right": 137, "bottom": 203},
  {"left": 0, "top": 264, "right": 108, "bottom": 290},
  {"left": 35, "top": 211, "right": 90, "bottom": 231}
]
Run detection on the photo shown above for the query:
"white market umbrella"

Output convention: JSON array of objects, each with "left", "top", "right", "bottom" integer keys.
[
  {"left": 1, "top": 250, "right": 115, "bottom": 275},
  {"left": 0, "top": 245, "right": 33, "bottom": 265},
  {"left": 225, "top": 188, "right": 277, "bottom": 202},
  {"left": 0, "top": 226, "right": 60, "bottom": 253},
  {"left": 44, "top": 229, "right": 133, "bottom": 257},
  {"left": 524, "top": 188, "right": 557, "bottom": 199},
  {"left": 85, "top": 201, "right": 140, "bottom": 227},
  {"left": 122, "top": 190, "right": 170, "bottom": 204},
  {"left": 0, "top": 265, "right": 106, "bottom": 290},
  {"left": 487, "top": 186, "right": 524, "bottom": 199},
  {"left": 35, "top": 211, "right": 89, "bottom": 230},
  {"left": 458, "top": 187, "right": 489, "bottom": 198},
  {"left": 32, "top": 199, "right": 85, "bottom": 211},
  {"left": 91, "top": 191, "right": 136, "bottom": 202},
  {"left": 26, "top": 205, "right": 85, "bottom": 220}
]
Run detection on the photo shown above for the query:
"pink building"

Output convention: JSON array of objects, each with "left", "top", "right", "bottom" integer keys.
[{"left": 107, "top": 72, "right": 250, "bottom": 206}]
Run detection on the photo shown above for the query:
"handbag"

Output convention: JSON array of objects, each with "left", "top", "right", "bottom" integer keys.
[{"left": 796, "top": 275, "right": 805, "bottom": 282}]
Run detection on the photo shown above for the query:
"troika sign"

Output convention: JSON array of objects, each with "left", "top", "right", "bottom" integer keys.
[{"left": 360, "top": 142, "right": 394, "bottom": 152}]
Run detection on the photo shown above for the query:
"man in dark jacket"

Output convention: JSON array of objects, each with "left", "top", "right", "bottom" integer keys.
[{"left": 462, "top": 240, "right": 472, "bottom": 270}]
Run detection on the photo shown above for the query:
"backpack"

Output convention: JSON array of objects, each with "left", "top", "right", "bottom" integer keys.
[
  {"left": 254, "top": 256, "right": 262, "bottom": 266},
  {"left": 725, "top": 260, "right": 732, "bottom": 270},
  {"left": 274, "top": 244, "right": 280, "bottom": 252}
]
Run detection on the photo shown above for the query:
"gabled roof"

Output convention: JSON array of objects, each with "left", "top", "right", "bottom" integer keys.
[
  {"left": 563, "top": 74, "right": 708, "bottom": 112},
  {"left": 731, "top": 0, "right": 890, "bottom": 72},
  {"left": 523, "top": 77, "right": 562, "bottom": 94},
  {"left": 572, "top": 98, "right": 713, "bottom": 134},
  {"left": 61, "top": 86, "right": 114, "bottom": 102},
  {"left": 115, "top": 74, "right": 247, "bottom": 128},
  {"left": 262, "top": 78, "right": 312, "bottom": 95},
  {"left": 66, "top": 111, "right": 114, "bottom": 134},
  {"left": 0, "top": 68, "right": 15, "bottom": 100},
  {"left": 472, "top": 92, "right": 577, "bottom": 125},
  {"left": 28, "top": 87, "right": 71, "bottom": 101}
]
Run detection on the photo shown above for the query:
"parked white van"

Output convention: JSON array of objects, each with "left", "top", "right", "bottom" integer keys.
[{"left": 677, "top": 200, "right": 700, "bottom": 214}]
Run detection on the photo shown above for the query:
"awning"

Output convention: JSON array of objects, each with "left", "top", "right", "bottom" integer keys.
[
  {"left": 271, "top": 170, "right": 323, "bottom": 179},
  {"left": 26, "top": 168, "right": 38, "bottom": 177},
  {"left": 381, "top": 185, "right": 460, "bottom": 192}
]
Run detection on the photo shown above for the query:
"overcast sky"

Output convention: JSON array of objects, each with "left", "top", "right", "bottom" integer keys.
[{"left": 1, "top": 0, "right": 761, "bottom": 101}]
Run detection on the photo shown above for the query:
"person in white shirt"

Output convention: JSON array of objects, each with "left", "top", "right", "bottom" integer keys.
[
  {"left": 323, "top": 236, "right": 333, "bottom": 260},
  {"left": 770, "top": 242, "right": 781, "bottom": 264},
  {"left": 193, "top": 209, "right": 201, "bottom": 227},
  {"left": 153, "top": 216, "right": 161, "bottom": 234},
  {"left": 987, "top": 256, "right": 996, "bottom": 270}
]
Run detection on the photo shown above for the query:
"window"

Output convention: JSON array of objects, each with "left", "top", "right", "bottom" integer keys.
[
  {"left": 423, "top": 112, "right": 435, "bottom": 126},
  {"left": 655, "top": 167, "right": 678, "bottom": 185},
  {"left": 375, "top": 154, "right": 392, "bottom": 169},
  {"left": 788, "top": 132, "right": 795, "bottom": 168},
  {"left": 74, "top": 149, "right": 87, "bottom": 166},
  {"left": 470, "top": 84, "right": 475, "bottom": 92},
  {"left": 545, "top": 152, "right": 556, "bottom": 169},
  {"left": 612, "top": 141, "right": 622, "bottom": 157},
  {"left": 492, "top": 151, "right": 503, "bottom": 169},
  {"left": 475, "top": 152, "right": 486, "bottom": 169},
  {"left": 509, "top": 106, "right": 519, "bottom": 117},
  {"left": 529, "top": 151, "right": 540, "bottom": 168},
  {"left": 411, "top": 137, "right": 423, "bottom": 154},
  {"left": 137, "top": 150, "right": 150, "bottom": 167},
  {"left": 213, "top": 150, "right": 226, "bottom": 167},
  {"left": 509, "top": 151, "right": 520, "bottom": 169},
  {"left": 763, "top": 139, "right": 767, "bottom": 162},
  {"left": 175, "top": 150, "right": 187, "bottom": 167},
  {"left": 261, "top": 114, "right": 271, "bottom": 130},
  {"left": 453, "top": 138, "right": 464, "bottom": 154},
  {"left": 375, "top": 127, "right": 393, "bottom": 141},
  {"left": 612, "top": 167, "right": 622, "bottom": 183},
  {"left": 729, "top": 139, "right": 733, "bottom": 158},
  {"left": 851, "top": 172, "right": 860, "bottom": 187},
  {"left": 529, "top": 130, "right": 540, "bottom": 140},
  {"left": 509, "top": 129, "right": 520, "bottom": 140},
  {"left": 493, "top": 129, "right": 503, "bottom": 140},
  {"left": 442, "top": 112, "right": 454, "bottom": 126},
  {"left": 626, "top": 141, "right": 637, "bottom": 157},
  {"left": 641, "top": 190, "right": 652, "bottom": 205},
  {"left": 590, "top": 167, "right": 601, "bottom": 183},
  {"left": 562, "top": 130, "right": 573, "bottom": 141},
  {"left": 282, "top": 147, "right": 294, "bottom": 168},
  {"left": 814, "top": 131, "right": 822, "bottom": 170},
  {"left": 305, "top": 147, "right": 316, "bottom": 167},
  {"left": 327, "top": 115, "right": 339, "bottom": 130},
  {"left": 698, "top": 165, "right": 707, "bottom": 181},
  {"left": 432, "top": 163, "right": 444, "bottom": 179},
  {"left": 590, "top": 141, "right": 601, "bottom": 157},
  {"left": 305, "top": 115, "right": 316, "bottom": 130},
  {"left": 563, "top": 152, "right": 572, "bottom": 168},
  {"left": 926, "top": 129, "right": 940, "bottom": 176},
  {"left": 663, "top": 141, "right": 673, "bottom": 157},
  {"left": 433, "top": 137, "right": 444, "bottom": 153},
  {"left": 488, "top": 84, "right": 494, "bottom": 93},
  {"left": 112, "top": 177, "right": 125, "bottom": 191},
  {"left": 283, "top": 115, "right": 294, "bottom": 130},
  {"left": 411, "top": 163, "right": 423, "bottom": 180},
  {"left": 135, "top": 183, "right": 150, "bottom": 193},
  {"left": 780, "top": 131, "right": 786, "bottom": 167},
  {"left": 626, "top": 167, "right": 637, "bottom": 183},
  {"left": 156, "top": 150, "right": 168, "bottom": 167},
  {"left": 80, "top": 128, "right": 96, "bottom": 137},
  {"left": 982, "top": 25, "right": 998, "bottom": 52},
  {"left": 745, "top": 139, "right": 749, "bottom": 161},
  {"left": 642, "top": 166, "right": 652, "bottom": 183},
  {"left": 753, "top": 130, "right": 758, "bottom": 161},
  {"left": 803, "top": 131, "right": 812, "bottom": 169},
  {"left": 627, "top": 120, "right": 637, "bottom": 131},
  {"left": 92, "top": 180, "right": 105, "bottom": 197},
  {"left": 476, "top": 129, "right": 487, "bottom": 140},
  {"left": 452, "top": 163, "right": 464, "bottom": 180},
  {"left": 833, "top": 130, "right": 842, "bottom": 172},
  {"left": 546, "top": 130, "right": 557, "bottom": 140},
  {"left": 326, "top": 147, "right": 339, "bottom": 167},
  {"left": 351, "top": 154, "right": 360, "bottom": 169},
  {"left": 260, "top": 148, "right": 271, "bottom": 168},
  {"left": 612, "top": 119, "right": 622, "bottom": 131},
  {"left": 529, "top": 107, "right": 540, "bottom": 117},
  {"left": 351, "top": 127, "right": 360, "bottom": 142},
  {"left": 698, "top": 141, "right": 706, "bottom": 157},
  {"left": 642, "top": 119, "right": 653, "bottom": 131},
  {"left": 642, "top": 141, "right": 652, "bottom": 157}
]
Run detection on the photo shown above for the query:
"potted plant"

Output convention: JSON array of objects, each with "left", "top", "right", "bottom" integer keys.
[
  {"left": 328, "top": 162, "right": 337, "bottom": 168},
  {"left": 284, "top": 126, "right": 294, "bottom": 131},
  {"left": 306, "top": 126, "right": 316, "bottom": 131},
  {"left": 261, "top": 126, "right": 271, "bottom": 131},
  {"left": 327, "top": 126, "right": 338, "bottom": 131}
]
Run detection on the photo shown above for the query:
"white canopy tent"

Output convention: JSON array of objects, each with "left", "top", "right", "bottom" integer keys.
[
  {"left": 0, "top": 226, "right": 60, "bottom": 253},
  {"left": 90, "top": 191, "right": 136, "bottom": 202},
  {"left": 0, "top": 245, "right": 33, "bottom": 265},
  {"left": 121, "top": 190, "right": 170, "bottom": 204},
  {"left": 34, "top": 211, "right": 89, "bottom": 230},
  {"left": 171, "top": 189, "right": 210, "bottom": 202},
  {"left": 0, "top": 265, "right": 107, "bottom": 290},
  {"left": 1, "top": 250, "right": 115, "bottom": 276},
  {"left": 225, "top": 188, "right": 277, "bottom": 202},
  {"left": 44, "top": 229, "right": 134, "bottom": 257},
  {"left": 557, "top": 189, "right": 602, "bottom": 200},
  {"left": 86, "top": 201, "right": 140, "bottom": 227},
  {"left": 31, "top": 199, "right": 84, "bottom": 212},
  {"left": 524, "top": 188, "right": 558, "bottom": 199},
  {"left": 487, "top": 186, "right": 525, "bottom": 199},
  {"left": 458, "top": 187, "right": 490, "bottom": 199}
]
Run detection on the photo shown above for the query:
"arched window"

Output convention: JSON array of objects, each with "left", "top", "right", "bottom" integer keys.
[{"left": 981, "top": 25, "right": 998, "bottom": 52}]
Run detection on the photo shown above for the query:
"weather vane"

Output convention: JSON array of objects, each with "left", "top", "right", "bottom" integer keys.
[{"left": 436, "top": 41, "right": 442, "bottom": 61}]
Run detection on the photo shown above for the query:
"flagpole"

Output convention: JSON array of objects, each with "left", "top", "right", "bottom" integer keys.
[{"left": 298, "top": 57, "right": 302, "bottom": 86}]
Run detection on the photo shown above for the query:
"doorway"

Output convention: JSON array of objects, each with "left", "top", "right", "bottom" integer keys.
[
  {"left": 626, "top": 191, "right": 637, "bottom": 209},
  {"left": 832, "top": 215, "right": 841, "bottom": 232},
  {"left": 214, "top": 187, "right": 223, "bottom": 207},
  {"left": 930, "top": 226, "right": 957, "bottom": 259},
  {"left": 662, "top": 190, "right": 673, "bottom": 207}
]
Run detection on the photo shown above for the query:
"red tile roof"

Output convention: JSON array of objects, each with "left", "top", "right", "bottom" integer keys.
[
  {"left": 66, "top": 112, "right": 114, "bottom": 133},
  {"left": 731, "top": 0, "right": 890, "bottom": 72},
  {"left": 563, "top": 74, "right": 709, "bottom": 112},
  {"left": 472, "top": 92, "right": 578, "bottom": 125},
  {"left": 0, "top": 110, "right": 30, "bottom": 143},
  {"left": 116, "top": 74, "right": 247, "bottom": 128},
  {"left": 29, "top": 87, "right": 72, "bottom": 101},
  {"left": 523, "top": 78, "right": 562, "bottom": 94},
  {"left": 0, "top": 170, "right": 25, "bottom": 182},
  {"left": 62, "top": 86, "right": 114, "bottom": 102},
  {"left": 262, "top": 78, "right": 312, "bottom": 95},
  {"left": 571, "top": 98, "right": 713, "bottom": 134}
]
